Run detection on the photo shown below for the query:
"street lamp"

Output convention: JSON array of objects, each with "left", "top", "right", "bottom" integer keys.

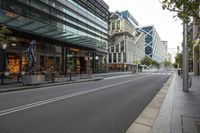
[
  {"left": 2, "top": 43, "right": 7, "bottom": 49},
  {"left": 95, "top": 56, "right": 99, "bottom": 60}
]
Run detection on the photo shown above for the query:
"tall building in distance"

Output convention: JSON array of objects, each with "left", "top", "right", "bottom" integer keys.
[
  {"left": 139, "top": 25, "right": 165, "bottom": 63},
  {"left": 162, "top": 41, "right": 170, "bottom": 62},
  {"left": 108, "top": 10, "right": 145, "bottom": 71},
  {"left": 0, "top": 0, "right": 109, "bottom": 78}
]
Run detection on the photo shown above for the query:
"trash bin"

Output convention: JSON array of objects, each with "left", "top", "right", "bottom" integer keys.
[{"left": 178, "top": 69, "right": 181, "bottom": 75}]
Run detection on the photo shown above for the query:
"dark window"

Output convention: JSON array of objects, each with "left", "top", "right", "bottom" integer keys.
[
  {"left": 109, "top": 53, "right": 112, "bottom": 63},
  {"left": 145, "top": 37, "right": 152, "bottom": 44},
  {"left": 112, "top": 22, "right": 115, "bottom": 30},
  {"left": 118, "top": 53, "right": 121, "bottom": 63},
  {"left": 145, "top": 46, "right": 152, "bottom": 55},
  {"left": 113, "top": 53, "right": 116, "bottom": 63},
  {"left": 116, "top": 44, "right": 119, "bottom": 52},
  {"left": 120, "top": 41, "right": 124, "bottom": 52}
]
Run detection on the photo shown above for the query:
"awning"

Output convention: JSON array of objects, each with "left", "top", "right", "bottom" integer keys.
[{"left": 0, "top": 9, "right": 107, "bottom": 52}]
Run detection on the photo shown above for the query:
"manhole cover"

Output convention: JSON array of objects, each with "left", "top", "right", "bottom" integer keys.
[{"left": 196, "top": 120, "right": 200, "bottom": 133}]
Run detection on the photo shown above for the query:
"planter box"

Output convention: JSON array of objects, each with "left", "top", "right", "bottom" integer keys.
[{"left": 22, "top": 75, "right": 45, "bottom": 85}]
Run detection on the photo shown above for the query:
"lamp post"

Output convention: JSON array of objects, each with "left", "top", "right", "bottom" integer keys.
[{"left": 1, "top": 43, "right": 8, "bottom": 85}]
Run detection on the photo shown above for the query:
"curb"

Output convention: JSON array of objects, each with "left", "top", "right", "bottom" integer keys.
[
  {"left": 0, "top": 77, "right": 104, "bottom": 93},
  {"left": 126, "top": 73, "right": 174, "bottom": 133}
]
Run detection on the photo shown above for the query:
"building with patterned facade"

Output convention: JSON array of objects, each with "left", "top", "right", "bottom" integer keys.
[{"left": 139, "top": 25, "right": 165, "bottom": 63}]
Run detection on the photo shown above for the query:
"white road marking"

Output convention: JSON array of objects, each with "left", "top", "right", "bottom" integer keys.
[
  {"left": 104, "top": 74, "right": 135, "bottom": 80},
  {"left": 0, "top": 75, "right": 151, "bottom": 116}
]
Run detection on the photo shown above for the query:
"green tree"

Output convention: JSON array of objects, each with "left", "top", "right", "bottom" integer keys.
[
  {"left": 141, "top": 56, "right": 153, "bottom": 66},
  {"left": 175, "top": 53, "right": 182, "bottom": 68},
  {"left": 161, "top": 0, "right": 200, "bottom": 21},
  {"left": 0, "top": 26, "right": 12, "bottom": 48},
  {"left": 163, "top": 60, "right": 172, "bottom": 67},
  {"left": 152, "top": 60, "right": 160, "bottom": 68}
]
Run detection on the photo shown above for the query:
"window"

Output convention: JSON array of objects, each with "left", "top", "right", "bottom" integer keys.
[
  {"left": 109, "top": 53, "right": 112, "bottom": 63},
  {"left": 113, "top": 53, "right": 116, "bottom": 63},
  {"left": 111, "top": 46, "right": 114, "bottom": 52},
  {"left": 117, "top": 20, "right": 120, "bottom": 30},
  {"left": 120, "top": 40, "right": 124, "bottom": 52},
  {"left": 112, "top": 22, "right": 115, "bottom": 30},
  {"left": 116, "top": 44, "right": 119, "bottom": 52},
  {"left": 123, "top": 53, "right": 126, "bottom": 63},
  {"left": 118, "top": 53, "right": 121, "bottom": 63}
]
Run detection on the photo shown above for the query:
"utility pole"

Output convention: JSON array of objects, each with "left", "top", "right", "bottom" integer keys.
[{"left": 182, "top": 20, "right": 189, "bottom": 92}]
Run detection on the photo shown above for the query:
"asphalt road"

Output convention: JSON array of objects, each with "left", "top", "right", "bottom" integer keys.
[{"left": 0, "top": 71, "right": 171, "bottom": 133}]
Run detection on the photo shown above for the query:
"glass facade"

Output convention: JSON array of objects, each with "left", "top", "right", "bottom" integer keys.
[
  {"left": 140, "top": 26, "right": 165, "bottom": 63},
  {"left": 0, "top": 0, "right": 109, "bottom": 84},
  {"left": 0, "top": 0, "right": 108, "bottom": 50}
]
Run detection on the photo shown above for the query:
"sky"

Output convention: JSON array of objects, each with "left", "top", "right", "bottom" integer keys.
[{"left": 103, "top": 0, "right": 183, "bottom": 57}]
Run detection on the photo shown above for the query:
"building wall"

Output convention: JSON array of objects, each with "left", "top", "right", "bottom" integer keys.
[
  {"left": 0, "top": 0, "right": 109, "bottom": 77},
  {"left": 0, "top": 0, "right": 108, "bottom": 51},
  {"left": 140, "top": 25, "right": 165, "bottom": 63},
  {"left": 108, "top": 10, "right": 145, "bottom": 71}
]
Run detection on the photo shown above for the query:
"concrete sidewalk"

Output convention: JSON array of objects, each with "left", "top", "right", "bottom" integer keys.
[{"left": 126, "top": 72, "right": 200, "bottom": 133}]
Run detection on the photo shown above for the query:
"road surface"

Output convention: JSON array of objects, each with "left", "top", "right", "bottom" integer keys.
[{"left": 0, "top": 71, "right": 171, "bottom": 133}]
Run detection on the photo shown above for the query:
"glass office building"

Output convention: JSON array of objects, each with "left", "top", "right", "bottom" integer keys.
[{"left": 0, "top": 0, "right": 109, "bottom": 80}]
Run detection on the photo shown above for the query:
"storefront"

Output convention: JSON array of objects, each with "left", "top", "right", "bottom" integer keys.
[
  {"left": 0, "top": 0, "right": 109, "bottom": 84},
  {"left": 0, "top": 35, "right": 107, "bottom": 84}
]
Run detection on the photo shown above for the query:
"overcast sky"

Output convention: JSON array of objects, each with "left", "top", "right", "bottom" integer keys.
[{"left": 104, "top": 0, "right": 183, "bottom": 55}]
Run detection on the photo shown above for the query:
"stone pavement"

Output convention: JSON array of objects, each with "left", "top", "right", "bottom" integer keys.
[{"left": 126, "top": 72, "right": 200, "bottom": 133}]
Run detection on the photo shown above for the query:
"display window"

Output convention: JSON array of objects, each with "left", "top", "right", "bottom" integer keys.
[{"left": 7, "top": 53, "right": 20, "bottom": 74}]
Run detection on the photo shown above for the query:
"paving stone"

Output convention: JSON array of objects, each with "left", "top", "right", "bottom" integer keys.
[{"left": 126, "top": 123, "right": 151, "bottom": 133}]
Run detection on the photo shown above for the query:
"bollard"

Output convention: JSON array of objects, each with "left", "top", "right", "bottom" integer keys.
[{"left": 69, "top": 73, "right": 72, "bottom": 81}]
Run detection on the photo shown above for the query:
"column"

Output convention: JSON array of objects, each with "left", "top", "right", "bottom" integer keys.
[{"left": 61, "top": 47, "right": 67, "bottom": 75}]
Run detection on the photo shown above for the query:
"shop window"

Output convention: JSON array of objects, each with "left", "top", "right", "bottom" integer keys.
[{"left": 7, "top": 53, "right": 20, "bottom": 74}]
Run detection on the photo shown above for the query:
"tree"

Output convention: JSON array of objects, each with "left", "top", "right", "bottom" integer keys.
[
  {"left": 161, "top": 0, "right": 200, "bottom": 22},
  {"left": 152, "top": 60, "right": 160, "bottom": 68},
  {"left": 175, "top": 53, "right": 182, "bottom": 68},
  {"left": 163, "top": 60, "right": 172, "bottom": 67},
  {"left": 141, "top": 56, "right": 153, "bottom": 66},
  {"left": 0, "top": 26, "right": 12, "bottom": 48}
]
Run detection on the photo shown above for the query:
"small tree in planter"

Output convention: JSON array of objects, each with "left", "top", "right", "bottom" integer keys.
[
  {"left": 86, "top": 61, "right": 92, "bottom": 79},
  {"left": 0, "top": 26, "right": 12, "bottom": 49}
]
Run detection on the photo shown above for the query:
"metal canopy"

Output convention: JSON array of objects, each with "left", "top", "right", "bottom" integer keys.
[{"left": 0, "top": 9, "right": 105, "bottom": 50}]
